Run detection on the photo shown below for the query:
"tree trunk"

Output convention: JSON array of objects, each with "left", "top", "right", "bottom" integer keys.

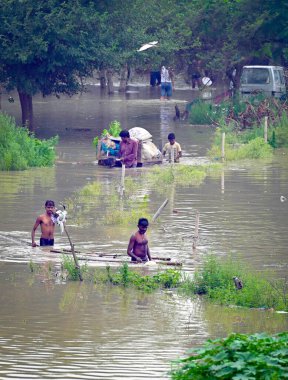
[
  {"left": 99, "top": 68, "right": 107, "bottom": 88},
  {"left": 106, "top": 69, "right": 114, "bottom": 94},
  {"left": 118, "top": 64, "right": 129, "bottom": 92},
  {"left": 18, "top": 90, "right": 34, "bottom": 131}
]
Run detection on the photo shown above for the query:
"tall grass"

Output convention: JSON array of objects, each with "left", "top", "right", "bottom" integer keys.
[
  {"left": 180, "top": 255, "right": 288, "bottom": 311},
  {"left": 93, "top": 263, "right": 182, "bottom": 291},
  {"left": 0, "top": 112, "right": 58, "bottom": 170}
]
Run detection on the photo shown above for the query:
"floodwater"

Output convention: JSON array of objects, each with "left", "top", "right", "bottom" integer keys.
[{"left": 0, "top": 83, "right": 287, "bottom": 379}]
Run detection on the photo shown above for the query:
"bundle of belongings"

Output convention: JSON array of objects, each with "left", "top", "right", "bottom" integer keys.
[
  {"left": 128, "top": 127, "right": 162, "bottom": 164},
  {"left": 97, "top": 127, "right": 162, "bottom": 167}
]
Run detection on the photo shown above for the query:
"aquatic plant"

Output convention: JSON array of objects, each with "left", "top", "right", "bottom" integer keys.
[
  {"left": 78, "top": 181, "right": 102, "bottom": 196},
  {"left": 61, "top": 255, "right": 88, "bottom": 281},
  {"left": 170, "top": 332, "right": 288, "bottom": 380},
  {"left": 180, "top": 255, "right": 288, "bottom": 311},
  {"left": 94, "top": 263, "right": 182, "bottom": 291},
  {"left": 146, "top": 164, "right": 209, "bottom": 188},
  {"left": 0, "top": 112, "right": 58, "bottom": 170},
  {"left": 103, "top": 203, "right": 152, "bottom": 225}
]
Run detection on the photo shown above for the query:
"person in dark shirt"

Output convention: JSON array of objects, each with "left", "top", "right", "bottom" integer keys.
[{"left": 118, "top": 130, "right": 138, "bottom": 168}]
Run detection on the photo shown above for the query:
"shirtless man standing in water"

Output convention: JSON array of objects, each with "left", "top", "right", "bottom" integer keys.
[
  {"left": 127, "top": 218, "right": 152, "bottom": 263},
  {"left": 31, "top": 200, "right": 56, "bottom": 247}
]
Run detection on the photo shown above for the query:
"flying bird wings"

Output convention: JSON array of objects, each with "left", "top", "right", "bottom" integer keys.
[{"left": 137, "top": 41, "right": 158, "bottom": 52}]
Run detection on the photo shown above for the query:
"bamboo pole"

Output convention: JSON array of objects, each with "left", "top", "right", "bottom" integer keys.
[
  {"left": 152, "top": 199, "right": 169, "bottom": 222},
  {"left": 192, "top": 210, "right": 200, "bottom": 250},
  {"left": 221, "top": 170, "right": 225, "bottom": 194},
  {"left": 221, "top": 132, "right": 225, "bottom": 162},
  {"left": 119, "top": 163, "right": 126, "bottom": 197},
  {"left": 63, "top": 224, "right": 83, "bottom": 281},
  {"left": 264, "top": 116, "right": 268, "bottom": 143}
]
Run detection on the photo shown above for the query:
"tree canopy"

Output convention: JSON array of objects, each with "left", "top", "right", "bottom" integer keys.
[{"left": 0, "top": 0, "right": 287, "bottom": 129}]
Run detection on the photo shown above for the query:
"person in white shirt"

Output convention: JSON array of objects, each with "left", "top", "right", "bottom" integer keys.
[{"left": 160, "top": 66, "right": 174, "bottom": 100}]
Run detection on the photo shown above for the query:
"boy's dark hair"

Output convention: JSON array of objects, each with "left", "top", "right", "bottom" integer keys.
[
  {"left": 138, "top": 218, "right": 149, "bottom": 227},
  {"left": 119, "top": 130, "right": 130, "bottom": 138},
  {"left": 45, "top": 200, "right": 55, "bottom": 207},
  {"left": 168, "top": 133, "right": 175, "bottom": 140}
]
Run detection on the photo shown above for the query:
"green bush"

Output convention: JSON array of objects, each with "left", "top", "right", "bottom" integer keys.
[
  {"left": 171, "top": 332, "right": 288, "bottom": 380},
  {"left": 0, "top": 112, "right": 58, "bottom": 170},
  {"left": 181, "top": 255, "right": 287, "bottom": 311},
  {"left": 189, "top": 101, "right": 213, "bottom": 125}
]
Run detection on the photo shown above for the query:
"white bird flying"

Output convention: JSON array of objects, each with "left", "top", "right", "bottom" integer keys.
[
  {"left": 137, "top": 41, "right": 158, "bottom": 52},
  {"left": 280, "top": 196, "right": 287, "bottom": 203}
]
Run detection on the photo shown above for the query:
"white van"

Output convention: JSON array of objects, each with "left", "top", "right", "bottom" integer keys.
[{"left": 240, "top": 65, "right": 286, "bottom": 98}]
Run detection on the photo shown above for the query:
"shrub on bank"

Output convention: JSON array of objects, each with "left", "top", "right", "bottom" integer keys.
[
  {"left": 0, "top": 112, "right": 58, "bottom": 170},
  {"left": 170, "top": 332, "right": 288, "bottom": 380},
  {"left": 180, "top": 255, "right": 287, "bottom": 311}
]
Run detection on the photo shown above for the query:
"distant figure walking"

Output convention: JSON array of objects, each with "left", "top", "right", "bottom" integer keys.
[{"left": 160, "top": 66, "right": 174, "bottom": 100}]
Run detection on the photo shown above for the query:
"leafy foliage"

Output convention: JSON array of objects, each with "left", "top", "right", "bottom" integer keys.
[
  {"left": 93, "top": 120, "right": 122, "bottom": 147},
  {"left": 61, "top": 255, "right": 88, "bottom": 281},
  {"left": 0, "top": 112, "right": 58, "bottom": 170},
  {"left": 181, "top": 255, "right": 288, "bottom": 311},
  {"left": 171, "top": 332, "right": 288, "bottom": 380},
  {"left": 94, "top": 263, "right": 182, "bottom": 291}
]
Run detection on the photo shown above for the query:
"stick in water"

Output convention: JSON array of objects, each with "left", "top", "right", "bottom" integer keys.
[
  {"left": 152, "top": 199, "right": 169, "bottom": 222},
  {"left": 192, "top": 210, "right": 200, "bottom": 250},
  {"left": 63, "top": 224, "right": 83, "bottom": 281}
]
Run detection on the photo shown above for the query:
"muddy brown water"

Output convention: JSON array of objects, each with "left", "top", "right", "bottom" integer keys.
[{"left": 0, "top": 85, "right": 287, "bottom": 379}]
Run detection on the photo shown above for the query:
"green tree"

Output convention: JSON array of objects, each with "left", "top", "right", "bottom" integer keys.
[{"left": 0, "top": 0, "right": 99, "bottom": 130}]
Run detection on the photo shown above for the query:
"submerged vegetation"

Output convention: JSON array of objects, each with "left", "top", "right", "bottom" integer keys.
[
  {"left": 181, "top": 255, "right": 288, "bottom": 312},
  {"left": 171, "top": 331, "right": 288, "bottom": 380},
  {"left": 0, "top": 113, "right": 58, "bottom": 170},
  {"left": 64, "top": 162, "right": 221, "bottom": 227},
  {"left": 93, "top": 263, "right": 181, "bottom": 291},
  {"left": 28, "top": 254, "right": 288, "bottom": 311}
]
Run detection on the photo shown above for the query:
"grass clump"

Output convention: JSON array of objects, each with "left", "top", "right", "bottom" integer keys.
[
  {"left": 147, "top": 164, "right": 209, "bottom": 188},
  {"left": 61, "top": 255, "right": 88, "bottom": 281},
  {"left": 78, "top": 181, "right": 102, "bottom": 196},
  {"left": 181, "top": 255, "right": 287, "bottom": 311},
  {"left": 94, "top": 263, "right": 182, "bottom": 291},
  {"left": 189, "top": 101, "right": 213, "bottom": 125},
  {"left": 0, "top": 112, "right": 58, "bottom": 170},
  {"left": 170, "top": 331, "right": 288, "bottom": 380},
  {"left": 209, "top": 126, "right": 273, "bottom": 161}
]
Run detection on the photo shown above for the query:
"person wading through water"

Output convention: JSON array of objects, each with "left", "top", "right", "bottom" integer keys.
[
  {"left": 127, "top": 218, "right": 152, "bottom": 263},
  {"left": 31, "top": 200, "right": 56, "bottom": 247}
]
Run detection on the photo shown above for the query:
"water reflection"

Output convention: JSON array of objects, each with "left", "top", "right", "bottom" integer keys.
[
  {"left": 0, "top": 86, "right": 288, "bottom": 378},
  {"left": 0, "top": 263, "right": 287, "bottom": 379}
]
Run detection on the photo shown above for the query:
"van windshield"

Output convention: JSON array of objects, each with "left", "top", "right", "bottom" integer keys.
[{"left": 241, "top": 68, "right": 270, "bottom": 84}]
